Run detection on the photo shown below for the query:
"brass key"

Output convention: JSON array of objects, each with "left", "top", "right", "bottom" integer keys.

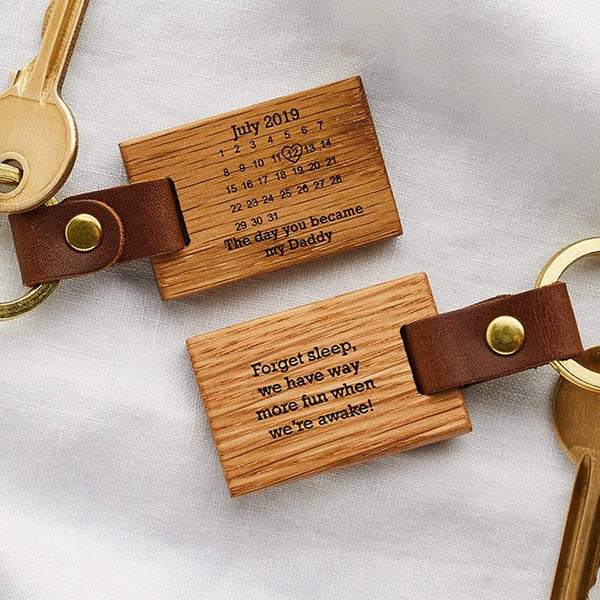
[
  {"left": 0, "top": 0, "right": 89, "bottom": 213},
  {"left": 552, "top": 347, "right": 600, "bottom": 600}
]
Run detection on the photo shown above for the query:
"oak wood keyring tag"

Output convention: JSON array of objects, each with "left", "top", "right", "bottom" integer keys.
[
  {"left": 187, "top": 274, "right": 471, "bottom": 497},
  {"left": 120, "top": 77, "right": 401, "bottom": 301}
]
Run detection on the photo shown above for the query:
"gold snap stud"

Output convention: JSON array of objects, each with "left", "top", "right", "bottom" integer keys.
[
  {"left": 486, "top": 316, "right": 525, "bottom": 356},
  {"left": 65, "top": 214, "right": 103, "bottom": 252}
]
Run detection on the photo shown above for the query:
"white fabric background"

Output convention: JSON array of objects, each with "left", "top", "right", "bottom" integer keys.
[{"left": 1, "top": 1, "right": 599, "bottom": 598}]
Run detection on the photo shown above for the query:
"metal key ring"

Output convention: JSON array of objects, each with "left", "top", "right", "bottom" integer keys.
[
  {"left": 0, "top": 163, "right": 59, "bottom": 321},
  {"left": 536, "top": 237, "right": 600, "bottom": 393}
]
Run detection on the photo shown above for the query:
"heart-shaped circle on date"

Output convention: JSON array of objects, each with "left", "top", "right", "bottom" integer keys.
[{"left": 281, "top": 144, "right": 303, "bottom": 164}]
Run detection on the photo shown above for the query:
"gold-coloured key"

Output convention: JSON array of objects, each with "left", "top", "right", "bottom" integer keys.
[
  {"left": 0, "top": 0, "right": 89, "bottom": 213},
  {"left": 552, "top": 347, "right": 600, "bottom": 600}
]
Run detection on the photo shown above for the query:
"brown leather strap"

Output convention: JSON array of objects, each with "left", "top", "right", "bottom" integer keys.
[
  {"left": 9, "top": 179, "right": 188, "bottom": 286},
  {"left": 401, "top": 283, "right": 583, "bottom": 395}
]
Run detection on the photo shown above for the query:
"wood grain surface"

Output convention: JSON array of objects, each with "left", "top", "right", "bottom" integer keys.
[
  {"left": 187, "top": 274, "right": 471, "bottom": 497},
  {"left": 120, "top": 77, "right": 401, "bottom": 300}
]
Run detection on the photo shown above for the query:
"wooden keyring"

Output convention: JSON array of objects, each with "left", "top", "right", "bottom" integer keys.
[
  {"left": 0, "top": 163, "right": 59, "bottom": 321},
  {"left": 536, "top": 237, "right": 600, "bottom": 393}
]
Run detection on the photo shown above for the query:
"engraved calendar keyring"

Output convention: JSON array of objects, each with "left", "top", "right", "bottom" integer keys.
[
  {"left": 536, "top": 237, "right": 600, "bottom": 393},
  {"left": 0, "top": 163, "right": 59, "bottom": 321}
]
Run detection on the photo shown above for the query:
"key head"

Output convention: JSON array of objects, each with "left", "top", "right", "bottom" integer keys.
[
  {"left": 0, "top": 86, "right": 77, "bottom": 213},
  {"left": 0, "top": 0, "right": 89, "bottom": 213},
  {"left": 554, "top": 347, "right": 600, "bottom": 460}
]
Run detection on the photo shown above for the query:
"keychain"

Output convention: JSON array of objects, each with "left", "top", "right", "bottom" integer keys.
[
  {"left": 183, "top": 237, "right": 596, "bottom": 497},
  {"left": 2, "top": 62, "right": 402, "bottom": 316},
  {"left": 0, "top": 4, "right": 404, "bottom": 320}
]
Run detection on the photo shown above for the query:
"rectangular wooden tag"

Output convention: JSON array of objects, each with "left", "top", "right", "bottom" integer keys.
[
  {"left": 187, "top": 274, "right": 471, "bottom": 497},
  {"left": 120, "top": 77, "right": 401, "bottom": 300}
]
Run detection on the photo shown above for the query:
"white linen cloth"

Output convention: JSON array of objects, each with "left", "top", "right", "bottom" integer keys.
[{"left": 1, "top": 1, "right": 599, "bottom": 598}]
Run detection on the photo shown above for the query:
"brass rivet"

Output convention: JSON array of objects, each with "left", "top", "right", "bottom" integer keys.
[
  {"left": 65, "top": 214, "right": 103, "bottom": 252},
  {"left": 486, "top": 316, "right": 525, "bottom": 356}
]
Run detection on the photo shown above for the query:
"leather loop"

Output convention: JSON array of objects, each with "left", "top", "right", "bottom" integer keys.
[
  {"left": 9, "top": 179, "right": 188, "bottom": 286},
  {"left": 401, "top": 283, "right": 583, "bottom": 395},
  {"left": 10, "top": 199, "right": 124, "bottom": 284}
]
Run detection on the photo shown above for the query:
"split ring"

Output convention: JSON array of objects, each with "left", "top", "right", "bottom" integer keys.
[
  {"left": 536, "top": 237, "right": 600, "bottom": 393},
  {"left": 0, "top": 163, "right": 59, "bottom": 321}
]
